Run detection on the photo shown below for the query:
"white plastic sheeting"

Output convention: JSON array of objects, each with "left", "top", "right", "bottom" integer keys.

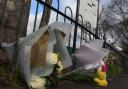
[
  {"left": 1, "top": 42, "right": 15, "bottom": 63},
  {"left": 74, "top": 39, "right": 109, "bottom": 70},
  {"left": 85, "top": 39, "right": 109, "bottom": 62},
  {"left": 17, "top": 46, "right": 31, "bottom": 86},
  {"left": 17, "top": 22, "right": 74, "bottom": 88},
  {"left": 62, "top": 39, "right": 109, "bottom": 76}
]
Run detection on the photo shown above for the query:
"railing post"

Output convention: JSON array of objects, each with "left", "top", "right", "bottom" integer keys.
[
  {"left": 78, "top": 14, "right": 83, "bottom": 46},
  {"left": 33, "top": 2, "right": 39, "bottom": 32},
  {"left": 86, "top": 22, "right": 92, "bottom": 42},
  {"left": 64, "top": 6, "right": 73, "bottom": 24},
  {"left": 72, "top": 0, "right": 80, "bottom": 53},
  {"left": 56, "top": 0, "right": 60, "bottom": 21},
  {"left": 64, "top": 6, "right": 73, "bottom": 47}
]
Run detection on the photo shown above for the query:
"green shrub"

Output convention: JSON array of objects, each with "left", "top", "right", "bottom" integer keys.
[
  {"left": 62, "top": 72, "right": 95, "bottom": 83},
  {"left": 108, "top": 64, "right": 123, "bottom": 76}
]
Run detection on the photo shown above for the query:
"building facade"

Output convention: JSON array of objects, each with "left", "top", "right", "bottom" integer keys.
[{"left": 79, "top": 0, "right": 101, "bottom": 28}]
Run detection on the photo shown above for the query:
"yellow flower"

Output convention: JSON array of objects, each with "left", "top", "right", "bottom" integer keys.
[
  {"left": 56, "top": 61, "right": 64, "bottom": 75},
  {"left": 30, "top": 76, "right": 46, "bottom": 88},
  {"left": 51, "top": 53, "right": 58, "bottom": 64},
  {"left": 47, "top": 53, "right": 63, "bottom": 74},
  {"left": 47, "top": 53, "right": 59, "bottom": 64}
]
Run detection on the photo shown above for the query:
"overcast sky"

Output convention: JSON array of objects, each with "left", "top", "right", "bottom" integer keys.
[
  {"left": 26, "top": 0, "right": 112, "bottom": 48},
  {"left": 29, "top": 0, "right": 110, "bottom": 15},
  {"left": 101, "top": 0, "right": 110, "bottom": 5}
]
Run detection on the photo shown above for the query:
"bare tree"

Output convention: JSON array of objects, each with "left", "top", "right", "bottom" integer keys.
[
  {"left": 39, "top": 0, "right": 52, "bottom": 28},
  {"left": 99, "top": 0, "right": 128, "bottom": 72},
  {"left": 100, "top": 0, "right": 128, "bottom": 53},
  {"left": 0, "top": 0, "right": 31, "bottom": 43}
]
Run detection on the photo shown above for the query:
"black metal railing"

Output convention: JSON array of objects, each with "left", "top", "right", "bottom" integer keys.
[
  {"left": 56, "top": 0, "right": 60, "bottom": 21},
  {"left": 0, "top": 0, "right": 127, "bottom": 74},
  {"left": 0, "top": 0, "right": 127, "bottom": 60},
  {"left": 35, "top": 0, "right": 128, "bottom": 61},
  {"left": 33, "top": 2, "right": 39, "bottom": 32},
  {"left": 64, "top": 6, "right": 73, "bottom": 47},
  {"left": 33, "top": 0, "right": 96, "bottom": 49}
]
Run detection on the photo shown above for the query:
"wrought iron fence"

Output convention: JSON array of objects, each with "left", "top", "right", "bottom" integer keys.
[
  {"left": 0, "top": 0, "right": 128, "bottom": 72},
  {"left": 32, "top": 0, "right": 98, "bottom": 50},
  {"left": 35, "top": 0, "right": 128, "bottom": 73},
  {"left": 64, "top": 6, "right": 73, "bottom": 47}
]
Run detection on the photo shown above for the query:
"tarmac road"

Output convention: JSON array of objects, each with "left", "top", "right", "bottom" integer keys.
[{"left": 47, "top": 75, "right": 128, "bottom": 89}]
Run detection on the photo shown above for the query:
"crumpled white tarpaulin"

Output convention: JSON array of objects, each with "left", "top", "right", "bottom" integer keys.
[{"left": 16, "top": 22, "right": 74, "bottom": 88}]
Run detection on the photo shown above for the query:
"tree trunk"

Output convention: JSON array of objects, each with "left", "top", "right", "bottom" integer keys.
[
  {"left": 0, "top": 0, "right": 31, "bottom": 43},
  {"left": 39, "top": 0, "right": 52, "bottom": 28}
]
